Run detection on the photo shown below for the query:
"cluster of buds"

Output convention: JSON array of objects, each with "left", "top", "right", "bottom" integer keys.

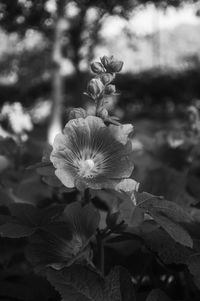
[{"left": 83, "top": 55, "right": 123, "bottom": 125}]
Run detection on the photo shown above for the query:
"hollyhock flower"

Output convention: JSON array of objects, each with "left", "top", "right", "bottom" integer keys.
[
  {"left": 26, "top": 202, "right": 100, "bottom": 270},
  {"left": 50, "top": 116, "right": 137, "bottom": 191}
]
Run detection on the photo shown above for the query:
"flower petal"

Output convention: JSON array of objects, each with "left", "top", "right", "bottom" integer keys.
[
  {"left": 52, "top": 133, "right": 70, "bottom": 152},
  {"left": 99, "top": 140, "right": 134, "bottom": 179},
  {"left": 116, "top": 178, "right": 139, "bottom": 192},
  {"left": 50, "top": 149, "right": 75, "bottom": 169},
  {"left": 109, "top": 124, "right": 133, "bottom": 145},
  {"left": 55, "top": 168, "right": 75, "bottom": 188},
  {"left": 63, "top": 116, "right": 105, "bottom": 136}
]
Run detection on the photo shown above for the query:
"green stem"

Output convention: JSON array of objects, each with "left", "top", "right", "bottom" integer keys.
[
  {"left": 97, "top": 231, "right": 105, "bottom": 277},
  {"left": 95, "top": 97, "right": 104, "bottom": 116},
  {"left": 100, "top": 238, "right": 105, "bottom": 277}
]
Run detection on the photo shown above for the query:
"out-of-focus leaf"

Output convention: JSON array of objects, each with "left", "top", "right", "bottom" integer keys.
[
  {"left": 9, "top": 203, "right": 38, "bottom": 225},
  {"left": 0, "top": 137, "right": 17, "bottom": 157},
  {"left": 0, "top": 222, "right": 35, "bottom": 238},
  {"left": 0, "top": 155, "right": 10, "bottom": 172},
  {"left": 0, "top": 281, "right": 35, "bottom": 301},
  {"left": 14, "top": 170, "right": 53, "bottom": 205},
  {"left": 0, "top": 187, "right": 13, "bottom": 207},
  {"left": 0, "top": 237, "right": 25, "bottom": 267},
  {"left": 187, "top": 254, "right": 200, "bottom": 290},
  {"left": 34, "top": 143, "right": 63, "bottom": 187},
  {"left": 187, "top": 170, "right": 200, "bottom": 200},
  {"left": 9, "top": 203, "right": 64, "bottom": 226},
  {"left": 106, "top": 235, "right": 142, "bottom": 256},
  {"left": 0, "top": 274, "right": 58, "bottom": 301},
  {"left": 28, "top": 158, "right": 63, "bottom": 188},
  {"left": 140, "top": 167, "right": 197, "bottom": 206},
  {"left": 146, "top": 289, "right": 172, "bottom": 301},
  {"left": 0, "top": 203, "right": 65, "bottom": 238}
]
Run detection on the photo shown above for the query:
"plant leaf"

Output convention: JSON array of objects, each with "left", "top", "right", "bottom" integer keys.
[
  {"left": 136, "top": 192, "right": 193, "bottom": 247},
  {"left": 146, "top": 289, "right": 172, "bottom": 301},
  {"left": 136, "top": 192, "right": 192, "bottom": 223},
  {"left": 143, "top": 228, "right": 193, "bottom": 264},
  {"left": 187, "top": 254, "right": 200, "bottom": 290},
  {"left": 149, "top": 212, "right": 193, "bottom": 248},
  {"left": 47, "top": 264, "right": 136, "bottom": 301},
  {"left": 47, "top": 265, "right": 105, "bottom": 301}
]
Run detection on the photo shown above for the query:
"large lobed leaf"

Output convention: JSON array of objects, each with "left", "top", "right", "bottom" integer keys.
[
  {"left": 143, "top": 228, "right": 193, "bottom": 265},
  {"left": 136, "top": 192, "right": 193, "bottom": 248},
  {"left": 187, "top": 254, "right": 200, "bottom": 290},
  {"left": 47, "top": 265, "right": 135, "bottom": 301},
  {"left": 149, "top": 212, "right": 193, "bottom": 248}
]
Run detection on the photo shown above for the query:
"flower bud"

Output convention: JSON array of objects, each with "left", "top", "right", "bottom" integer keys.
[
  {"left": 68, "top": 107, "right": 87, "bottom": 120},
  {"left": 97, "top": 107, "right": 109, "bottom": 119},
  {"left": 90, "top": 62, "right": 105, "bottom": 74},
  {"left": 87, "top": 78, "right": 104, "bottom": 100},
  {"left": 101, "top": 56, "right": 123, "bottom": 73},
  {"left": 100, "top": 55, "right": 113, "bottom": 68},
  {"left": 107, "top": 60, "right": 123, "bottom": 73},
  {"left": 105, "top": 84, "right": 116, "bottom": 95},
  {"left": 100, "top": 73, "right": 115, "bottom": 85}
]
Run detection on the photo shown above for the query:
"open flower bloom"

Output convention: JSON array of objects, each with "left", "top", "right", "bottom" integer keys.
[
  {"left": 27, "top": 202, "right": 100, "bottom": 270},
  {"left": 50, "top": 116, "right": 138, "bottom": 191}
]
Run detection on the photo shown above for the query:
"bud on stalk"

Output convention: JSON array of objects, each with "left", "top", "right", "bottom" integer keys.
[
  {"left": 100, "top": 73, "right": 115, "bottom": 85},
  {"left": 101, "top": 55, "right": 123, "bottom": 73},
  {"left": 107, "top": 60, "right": 123, "bottom": 73},
  {"left": 87, "top": 78, "right": 105, "bottom": 100},
  {"left": 90, "top": 62, "right": 105, "bottom": 74},
  {"left": 97, "top": 107, "right": 109, "bottom": 119},
  {"left": 105, "top": 84, "right": 116, "bottom": 95},
  {"left": 68, "top": 107, "right": 87, "bottom": 120}
]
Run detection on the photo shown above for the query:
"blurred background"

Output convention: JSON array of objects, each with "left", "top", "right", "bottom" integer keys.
[{"left": 0, "top": 0, "right": 200, "bottom": 146}]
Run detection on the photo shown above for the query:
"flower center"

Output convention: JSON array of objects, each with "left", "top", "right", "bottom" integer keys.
[{"left": 78, "top": 158, "right": 95, "bottom": 178}]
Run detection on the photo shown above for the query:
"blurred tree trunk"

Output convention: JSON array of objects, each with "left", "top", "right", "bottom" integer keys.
[
  {"left": 86, "top": 9, "right": 105, "bottom": 64},
  {"left": 48, "top": 0, "right": 68, "bottom": 144},
  {"left": 70, "top": 8, "right": 87, "bottom": 106}
]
